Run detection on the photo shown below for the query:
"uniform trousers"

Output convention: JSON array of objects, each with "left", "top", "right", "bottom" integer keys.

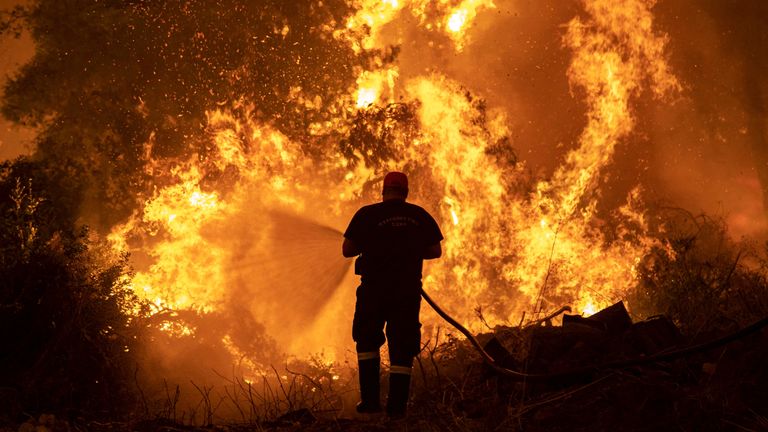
[{"left": 352, "top": 279, "right": 422, "bottom": 366}]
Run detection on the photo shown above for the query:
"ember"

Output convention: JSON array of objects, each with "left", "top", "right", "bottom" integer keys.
[
  {"left": 1, "top": 0, "right": 767, "bottom": 429},
  {"left": 103, "top": 0, "right": 682, "bottom": 366}
]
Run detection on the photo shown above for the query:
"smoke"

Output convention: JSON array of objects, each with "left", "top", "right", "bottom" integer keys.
[
  {"left": 648, "top": 0, "right": 768, "bottom": 238},
  {"left": 5, "top": 0, "right": 768, "bottom": 416},
  {"left": 102, "top": 0, "right": 768, "bottom": 376}
]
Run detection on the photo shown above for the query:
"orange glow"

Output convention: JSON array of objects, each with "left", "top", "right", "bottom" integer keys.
[
  {"left": 343, "top": 0, "right": 404, "bottom": 52},
  {"left": 445, "top": 0, "right": 495, "bottom": 50},
  {"left": 355, "top": 67, "right": 399, "bottom": 107},
  {"left": 341, "top": 0, "right": 494, "bottom": 52},
  {"left": 446, "top": 10, "right": 467, "bottom": 33},
  {"left": 109, "top": 0, "right": 682, "bottom": 368}
]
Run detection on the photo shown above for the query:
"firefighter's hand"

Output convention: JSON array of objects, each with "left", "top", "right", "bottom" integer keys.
[{"left": 342, "top": 238, "right": 360, "bottom": 257}]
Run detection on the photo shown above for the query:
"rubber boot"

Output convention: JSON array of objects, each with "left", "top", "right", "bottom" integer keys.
[
  {"left": 356, "top": 357, "right": 381, "bottom": 413},
  {"left": 386, "top": 369, "right": 411, "bottom": 418}
]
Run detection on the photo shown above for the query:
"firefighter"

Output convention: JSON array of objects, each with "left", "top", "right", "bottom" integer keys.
[{"left": 342, "top": 171, "right": 443, "bottom": 417}]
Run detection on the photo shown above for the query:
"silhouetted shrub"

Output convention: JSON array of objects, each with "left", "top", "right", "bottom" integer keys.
[
  {"left": 630, "top": 208, "right": 768, "bottom": 335},
  {"left": 0, "top": 158, "right": 148, "bottom": 420}
]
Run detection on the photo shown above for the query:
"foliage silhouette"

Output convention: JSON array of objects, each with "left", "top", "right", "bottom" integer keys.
[{"left": 0, "top": 158, "right": 148, "bottom": 419}]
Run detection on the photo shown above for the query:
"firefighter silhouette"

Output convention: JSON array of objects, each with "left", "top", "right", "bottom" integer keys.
[{"left": 342, "top": 172, "right": 443, "bottom": 417}]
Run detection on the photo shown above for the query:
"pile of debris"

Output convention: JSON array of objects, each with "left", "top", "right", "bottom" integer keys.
[
  {"left": 485, "top": 302, "right": 682, "bottom": 378},
  {"left": 462, "top": 302, "right": 768, "bottom": 431}
]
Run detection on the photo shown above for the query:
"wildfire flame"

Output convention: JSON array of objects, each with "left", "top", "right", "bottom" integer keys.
[
  {"left": 355, "top": 67, "right": 399, "bottom": 108},
  {"left": 342, "top": 0, "right": 494, "bottom": 52},
  {"left": 445, "top": 0, "right": 495, "bottom": 50},
  {"left": 109, "top": 0, "right": 681, "bottom": 372}
]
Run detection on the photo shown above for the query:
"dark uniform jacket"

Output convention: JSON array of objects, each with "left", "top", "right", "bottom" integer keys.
[{"left": 344, "top": 199, "right": 443, "bottom": 285}]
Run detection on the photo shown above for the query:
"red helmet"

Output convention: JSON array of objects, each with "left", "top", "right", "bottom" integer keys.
[{"left": 383, "top": 172, "right": 408, "bottom": 190}]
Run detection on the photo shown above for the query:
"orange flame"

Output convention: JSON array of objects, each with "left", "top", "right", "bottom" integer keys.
[
  {"left": 110, "top": 0, "right": 681, "bottom": 368},
  {"left": 341, "top": 0, "right": 494, "bottom": 52}
]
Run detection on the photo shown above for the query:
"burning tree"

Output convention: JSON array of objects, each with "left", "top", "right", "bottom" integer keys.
[
  {"left": 1, "top": 0, "right": 682, "bottom": 384},
  {"left": 1, "top": 0, "right": 377, "bottom": 227},
  {"left": 1, "top": 0, "right": 768, "bottom": 429}
]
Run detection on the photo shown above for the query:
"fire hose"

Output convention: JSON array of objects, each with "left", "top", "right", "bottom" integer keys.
[
  {"left": 420, "top": 288, "right": 768, "bottom": 382},
  {"left": 332, "top": 223, "right": 767, "bottom": 380}
]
